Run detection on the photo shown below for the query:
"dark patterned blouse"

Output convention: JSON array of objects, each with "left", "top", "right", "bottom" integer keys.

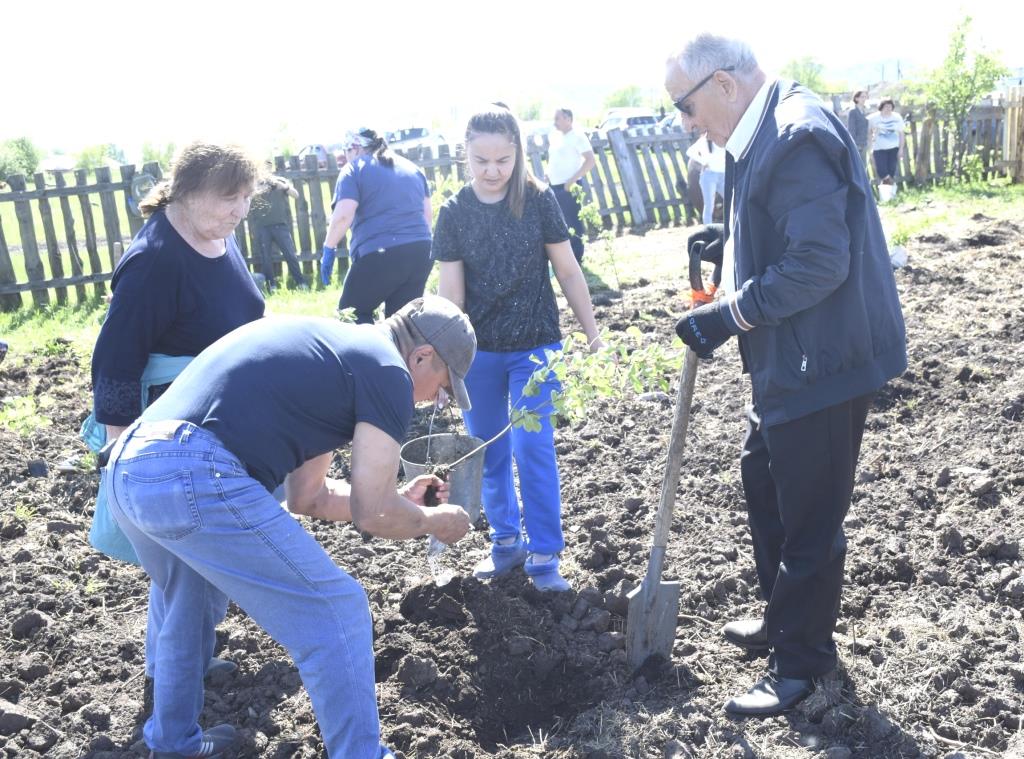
[{"left": 430, "top": 184, "right": 569, "bottom": 353}]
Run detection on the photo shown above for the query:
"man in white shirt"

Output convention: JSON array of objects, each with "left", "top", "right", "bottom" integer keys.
[{"left": 547, "top": 108, "right": 597, "bottom": 262}]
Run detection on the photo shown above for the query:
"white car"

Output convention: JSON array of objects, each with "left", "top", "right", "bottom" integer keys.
[
  {"left": 297, "top": 143, "right": 347, "bottom": 170},
  {"left": 595, "top": 108, "right": 659, "bottom": 138},
  {"left": 385, "top": 127, "right": 448, "bottom": 154}
]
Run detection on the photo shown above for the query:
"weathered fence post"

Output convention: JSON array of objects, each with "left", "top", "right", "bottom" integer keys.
[
  {"left": 119, "top": 165, "right": 145, "bottom": 239},
  {"left": 34, "top": 173, "right": 67, "bottom": 306},
  {"left": 7, "top": 175, "right": 49, "bottom": 307},
  {"left": 1007, "top": 86, "right": 1024, "bottom": 184},
  {"left": 94, "top": 167, "right": 125, "bottom": 270},
  {"left": 0, "top": 212, "right": 22, "bottom": 311},
  {"left": 607, "top": 128, "right": 648, "bottom": 227},
  {"left": 75, "top": 169, "right": 106, "bottom": 300},
  {"left": 54, "top": 171, "right": 87, "bottom": 303},
  {"left": 305, "top": 154, "right": 328, "bottom": 253}
]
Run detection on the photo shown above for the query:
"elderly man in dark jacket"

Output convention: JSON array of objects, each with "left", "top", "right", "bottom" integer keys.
[{"left": 665, "top": 34, "right": 907, "bottom": 716}]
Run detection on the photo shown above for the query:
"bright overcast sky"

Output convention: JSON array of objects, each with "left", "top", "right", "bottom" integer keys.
[{"left": 5, "top": 0, "right": 1020, "bottom": 158}]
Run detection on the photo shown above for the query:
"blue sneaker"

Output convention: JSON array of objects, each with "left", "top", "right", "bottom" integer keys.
[
  {"left": 149, "top": 723, "right": 237, "bottom": 758},
  {"left": 473, "top": 537, "right": 528, "bottom": 579},
  {"left": 524, "top": 553, "right": 570, "bottom": 592}
]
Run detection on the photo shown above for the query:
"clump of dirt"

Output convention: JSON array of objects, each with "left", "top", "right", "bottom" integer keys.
[{"left": 1, "top": 212, "right": 1023, "bottom": 758}]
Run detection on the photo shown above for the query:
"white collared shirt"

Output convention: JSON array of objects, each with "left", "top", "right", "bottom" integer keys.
[{"left": 721, "top": 79, "right": 775, "bottom": 294}]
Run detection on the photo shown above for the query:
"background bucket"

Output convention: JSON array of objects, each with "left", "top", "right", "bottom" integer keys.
[{"left": 400, "top": 433, "right": 486, "bottom": 523}]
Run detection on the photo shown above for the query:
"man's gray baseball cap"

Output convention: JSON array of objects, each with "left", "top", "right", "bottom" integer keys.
[{"left": 404, "top": 295, "right": 477, "bottom": 410}]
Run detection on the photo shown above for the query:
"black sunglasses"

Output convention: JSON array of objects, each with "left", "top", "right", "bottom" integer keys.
[{"left": 673, "top": 66, "right": 736, "bottom": 116}]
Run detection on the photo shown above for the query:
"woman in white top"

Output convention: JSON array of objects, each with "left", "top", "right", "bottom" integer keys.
[
  {"left": 869, "top": 99, "right": 906, "bottom": 183},
  {"left": 686, "top": 133, "right": 726, "bottom": 224}
]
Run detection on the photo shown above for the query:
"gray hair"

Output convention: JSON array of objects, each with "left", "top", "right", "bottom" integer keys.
[{"left": 672, "top": 33, "right": 759, "bottom": 81}]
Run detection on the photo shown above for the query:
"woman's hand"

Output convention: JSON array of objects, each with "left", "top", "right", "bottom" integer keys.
[{"left": 400, "top": 474, "right": 450, "bottom": 506}]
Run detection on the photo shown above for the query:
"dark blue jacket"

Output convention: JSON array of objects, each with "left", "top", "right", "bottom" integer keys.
[{"left": 724, "top": 80, "right": 906, "bottom": 426}]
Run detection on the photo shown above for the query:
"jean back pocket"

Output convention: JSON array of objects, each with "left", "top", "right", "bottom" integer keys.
[{"left": 119, "top": 469, "right": 202, "bottom": 541}]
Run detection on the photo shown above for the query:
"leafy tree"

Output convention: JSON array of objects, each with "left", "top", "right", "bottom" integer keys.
[
  {"left": 604, "top": 85, "right": 644, "bottom": 109},
  {"left": 0, "top": 137, "right": 40, "bottom": 181},
  {"left": 76, "top": 143, "right": 124, "bottom": 170},
  {"left": 517, "top": 99, "right": 543, "bottom": 122},
  {"left": 141, "top": 141, "right": 175, "bottom": 169},
  {"left": 781, "top": 57, "right": 825, "bottom": 95},
  {"left": 925, "top": 16, "right": 1007, "bottom": 180}
]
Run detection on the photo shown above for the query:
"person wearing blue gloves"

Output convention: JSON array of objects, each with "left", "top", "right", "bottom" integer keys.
[
  {"left": 322, "top": 128, "right": 434, "bottom": 323},
  {"left": 667, "top": 34, "right": 906, "bottom": 716}
]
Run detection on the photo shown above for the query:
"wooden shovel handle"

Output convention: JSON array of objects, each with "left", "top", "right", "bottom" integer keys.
[{"left": 651, "top": 347, "right": 700, "bottom": 550}]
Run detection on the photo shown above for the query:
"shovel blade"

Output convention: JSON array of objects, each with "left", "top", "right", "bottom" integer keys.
[{"left": 625, "top": 579, "right": 681, "bottom": 671}]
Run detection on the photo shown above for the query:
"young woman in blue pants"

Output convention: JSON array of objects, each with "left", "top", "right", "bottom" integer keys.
[{"left": 434, "top": 105, "right": 603, "bottom": 591}]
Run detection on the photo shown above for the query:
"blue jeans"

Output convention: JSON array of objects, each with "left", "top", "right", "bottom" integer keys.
[
  {"left": 699, "top": 169, "right": 725, "bottom": 224},
  {"left": 106, "top": 420, "right": 389, "bottom": 758},
  {"left": 462, "top": 345, "right": 565, "bottom": 554}
]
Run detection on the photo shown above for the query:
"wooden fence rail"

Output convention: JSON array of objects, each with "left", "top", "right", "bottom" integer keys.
[{"left": 1, "top": 99, "right": 1020, "bottom": 312}]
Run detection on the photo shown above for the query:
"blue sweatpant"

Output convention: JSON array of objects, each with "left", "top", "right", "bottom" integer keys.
[{"left": 462, "top": 344, "right": 565, "bottom": 555}]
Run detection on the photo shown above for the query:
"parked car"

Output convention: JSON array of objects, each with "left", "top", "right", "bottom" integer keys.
[
  {"left": 297, "top": 143, "right": 347, "bottom": 170},
  {"left": 385, "top": 127, "right": 448, "bottom": 154},
  {"left": 519, "top": 120, "right": 557, "bottom": 145},
  {"left": 658, "top": 112, "right": 684, "bottom": 131},
  {"left": 595, "top": 107, "right": 659, "bottom": 138}
]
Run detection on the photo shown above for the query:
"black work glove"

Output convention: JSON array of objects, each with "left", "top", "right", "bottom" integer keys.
[
  {"left": 687, "top": 224, "right": 724, "bottom": 267},
  {"left": 675, "top": 300, "right": 738, "bottom": 359}
]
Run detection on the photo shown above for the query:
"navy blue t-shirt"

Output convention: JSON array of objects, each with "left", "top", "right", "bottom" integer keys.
[
  {"left": 91, "top": 209, "right": 265, "bottom": 425},
  {"left": 142, "top": 317, "right": 415, "bottom": 491},
  {"left": 333, "top": 153, "right": 431, "bottom": 258}
]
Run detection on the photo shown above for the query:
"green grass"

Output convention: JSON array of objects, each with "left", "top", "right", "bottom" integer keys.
[{"left": 879, "top": 178, "right": 1024, "bottom": 243}]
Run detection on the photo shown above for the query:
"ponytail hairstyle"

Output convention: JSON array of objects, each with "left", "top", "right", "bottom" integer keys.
[
  {"left": 465, "top": 105, "right": 542, "bottom": 219},
  {"left": 138, "top": 141, "right": 259, "bottom": 218},
  {"left": 347, "top": 128, "right": 394, "bottom": 169}
]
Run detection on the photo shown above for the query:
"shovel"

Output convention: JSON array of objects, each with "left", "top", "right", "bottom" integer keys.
[{"left": 626, "top": 345, "right": 700, "bottom": 670}]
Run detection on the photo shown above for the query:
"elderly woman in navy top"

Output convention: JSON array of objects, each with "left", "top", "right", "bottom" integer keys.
[
  {"left": 321, "top": 128, "right": 433, "bottom": 323},
  {"left": 434, "top": 106, "right": 604, "bottom": 592},
  {"left": 87, "top": 141, "right": 265, "bottom": 693}
]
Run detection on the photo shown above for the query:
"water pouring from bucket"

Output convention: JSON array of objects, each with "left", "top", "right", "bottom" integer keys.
[{"left": 401, "top": 432, "right": 486, "bottom": 583}]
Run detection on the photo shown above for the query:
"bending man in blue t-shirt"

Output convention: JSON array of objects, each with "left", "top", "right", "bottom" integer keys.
[{"left": 103, "top": 296, "right": 476, "bottom": 759}]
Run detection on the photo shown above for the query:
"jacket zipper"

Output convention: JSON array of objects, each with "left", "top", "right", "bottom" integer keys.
[{"left": 788, "top": 320, "right": 809, "bottom": 376}]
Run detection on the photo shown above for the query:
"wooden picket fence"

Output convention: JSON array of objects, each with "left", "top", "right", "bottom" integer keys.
[
  {"left": 1, "top": 99, "right": 1021, "bottom": 311},
  {"left": 1002, "top": 86, "right": 1024, "bottom": 182},
  {"left": 0, "top": 131, "right": 700, "bottom": 312}
]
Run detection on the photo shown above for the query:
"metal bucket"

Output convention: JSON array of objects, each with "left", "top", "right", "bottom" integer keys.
[{"left": 400, "top": 433, "right": 485, "bottom": 523}]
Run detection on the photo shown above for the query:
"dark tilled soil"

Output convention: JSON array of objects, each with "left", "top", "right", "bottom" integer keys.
[{"left": 1, "top": 215, "right": 1022, "bottom": 759}]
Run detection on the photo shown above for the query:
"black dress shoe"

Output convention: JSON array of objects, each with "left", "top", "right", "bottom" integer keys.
[
  {"left": 724, "top": 674, "right": 813, "bottom": 716},
  {"left": 722, "top": 618, "right": 769, "bottom": 650}
]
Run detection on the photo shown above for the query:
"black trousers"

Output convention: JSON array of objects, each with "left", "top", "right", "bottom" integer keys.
[
  {"left": 873, "top": 148, "right": 899, "bottom": 180},
  {"left": 551, "top": 182, "right": 585, "bottom": 263},
  {"left": 338, "top": 239, "right": 432, "bottom": 324},
  {"left": 740, "top": 393, "right": 873, "bottom": 679}
]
